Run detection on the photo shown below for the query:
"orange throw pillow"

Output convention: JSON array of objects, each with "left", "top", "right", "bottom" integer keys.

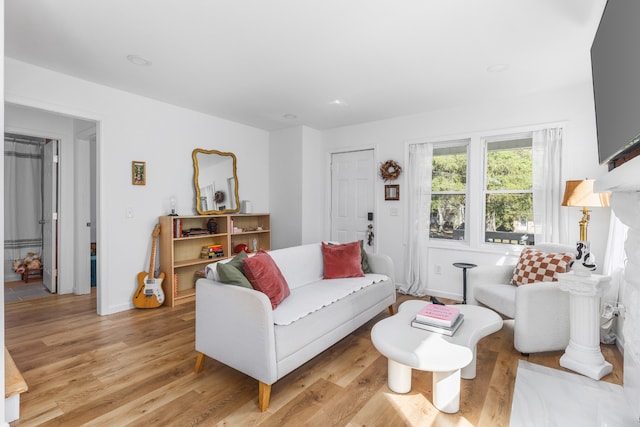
[
  {"left": 321, "top": 241, "right": 365, "bottom": 279},
  {"left": 511, "top": 248, "right": 573, "bottom": 286},
  {"left": 242, "top": 250, "right": 290, "bottom": 309}
]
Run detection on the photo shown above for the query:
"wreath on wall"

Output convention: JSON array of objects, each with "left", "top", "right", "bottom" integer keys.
[
  {"left": 379, "top": 160, "right": 402, "bottom": 181},
  {"left": 214, "top": 191, "right": 225, "bottom": 204}
]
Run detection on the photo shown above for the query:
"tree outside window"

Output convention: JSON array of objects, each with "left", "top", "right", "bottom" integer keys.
[
  {"left": 484, "top": 136, "right": 534, "bottom": 245},
  {"left": 430, "top": 143, "right": 468, "bottom": 240}
]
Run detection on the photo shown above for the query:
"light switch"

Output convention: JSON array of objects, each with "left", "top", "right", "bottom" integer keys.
[{"left": 390, "top": 207, "right": 398, "bottom": 216}]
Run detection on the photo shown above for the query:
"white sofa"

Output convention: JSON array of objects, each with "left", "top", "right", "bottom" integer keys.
[
  {"left": 470, "top": 243, "right": 575, "bottom": 355},
  {"left": 194, "top": 243, "right": 396, "bottom": 411}
]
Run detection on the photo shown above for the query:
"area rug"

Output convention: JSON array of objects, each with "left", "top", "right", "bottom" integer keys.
[{"left": 510, "top": 360, "right": 635, "bottom": 426}]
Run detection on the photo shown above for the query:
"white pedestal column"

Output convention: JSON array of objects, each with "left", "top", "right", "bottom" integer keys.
[{"left": 557, "top": 271, "right": 612, "bottom": 380}]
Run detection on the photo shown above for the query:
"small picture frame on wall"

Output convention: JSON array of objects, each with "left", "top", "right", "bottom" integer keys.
[
  {"left": 385, "top": 184, "right": 399, "bottom": 201},
  {"left": 132, "top": 161, "right": 146, "bottom": 185}
]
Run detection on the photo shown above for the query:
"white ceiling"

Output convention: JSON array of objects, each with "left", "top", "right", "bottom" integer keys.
[{"left": 5, "top": 0, "right": 607, "bottom": 131}]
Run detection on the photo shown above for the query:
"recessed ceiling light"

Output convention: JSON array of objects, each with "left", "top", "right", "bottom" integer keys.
[
  {"left": 487, "top": 64, "right": 509, "bottom": 73},
  {"left": 283, "top": 113, "right": 298, "bottom": 120},
  {"left": 127, "top": 54, "right": 152, "bottom": 66},
  {"left": 329, "top": 99, "right": 348, "bottom": 107}
]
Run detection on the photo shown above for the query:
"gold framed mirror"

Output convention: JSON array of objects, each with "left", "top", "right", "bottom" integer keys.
[{"left": 193, "top": 149, "right": 240, "bottom": 214}]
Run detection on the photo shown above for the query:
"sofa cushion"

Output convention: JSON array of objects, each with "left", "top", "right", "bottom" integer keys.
[
  {"left": 243, "top": 250, "right": 290, "bottom": 309},
  {"left": 322, "top": 241, "right": 365, "bottom": 279},
  {"left": 272, "top": 274, "right": 389, "bottom": 326},
  {"left": 268, "top": 243, "right": 324, "bottom": 290},
  {"left": 216, "top": 252, "right": 252, "bottom": 288},
  {"left": 511, "top": 248, "right": 573, "bottom": 286},
  {"left": 475, "top": 283, "right": 517, "bottom": 318}
]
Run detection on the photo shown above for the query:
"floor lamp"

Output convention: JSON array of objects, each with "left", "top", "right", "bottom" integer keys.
[{"left": 561, "top": 179, "right": 610, "bottom": 275}]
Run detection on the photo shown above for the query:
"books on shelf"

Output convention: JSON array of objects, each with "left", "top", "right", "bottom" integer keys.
[
  {"left": 200, "top": 245, "right": 224, "bottom": 259},
  {"left": 173, "top": 219, "right": 182, "bottom": 238},
  {"left": 185, "top": 228, "right": 210, "bottom": 236},
  {"left": 411, "top": 313, "right": 464, "bottom": 336},
  {"left": 415, "top": 303, "right": 460, "bottom": 327}
]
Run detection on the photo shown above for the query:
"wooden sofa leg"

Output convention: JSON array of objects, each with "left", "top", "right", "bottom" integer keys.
[
  {"left": 258, "top": 381, "right": 271, "bottom": 412},
  {"left": 194, "top": 352, "right": 205, "bottom": 373},
  {"left": 388, "top": 304, "right": 396, "bottom": 315}
]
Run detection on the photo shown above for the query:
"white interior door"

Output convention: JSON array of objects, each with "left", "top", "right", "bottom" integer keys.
[
  {"left": 330, "top": 150, "right": 375, "bottom": 247},
  {"left": 43, "top": 140, "right": 58, "bottom": 292}
]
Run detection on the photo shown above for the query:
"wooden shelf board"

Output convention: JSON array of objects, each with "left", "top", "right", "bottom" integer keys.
[
  {"left": 174, "top": 258, "right": 225, "bottom": 268},
  {"left": 174, "top": 233, "right": 226, "bottom": 241},
  {"left": 231, "top": 230, "right": 270, "bottom": 235}
]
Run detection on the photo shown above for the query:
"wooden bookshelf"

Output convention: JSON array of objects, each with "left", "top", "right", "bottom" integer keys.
[{"left": 159, "top": 213, "right": 270, "bottom": 307}]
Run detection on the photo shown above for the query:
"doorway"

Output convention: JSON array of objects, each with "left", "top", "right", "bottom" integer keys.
[
  {"left": 4, "top": 133, "right": 55, "bottom": 301},
  {"left": 4, "top": 103, "right": 98, "bottom": 302},
  {"left": 330, "top": 149, "right": 376, "bottom": 247}
]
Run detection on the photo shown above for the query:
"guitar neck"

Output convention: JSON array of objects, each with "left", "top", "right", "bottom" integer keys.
[{"left": 148, "top": 224, "right": 160, "bottom": 279}]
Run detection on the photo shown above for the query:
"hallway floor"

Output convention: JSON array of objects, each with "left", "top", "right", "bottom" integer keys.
[{"left": 4, "top": 280, "right": 52, "bottom": 303}]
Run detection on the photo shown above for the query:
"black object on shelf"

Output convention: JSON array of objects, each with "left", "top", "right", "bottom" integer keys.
[{"left": 453, "top": 262, "right": 477, "bottom": 304}]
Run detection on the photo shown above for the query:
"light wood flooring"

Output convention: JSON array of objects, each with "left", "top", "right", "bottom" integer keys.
[{"left": 5, "top": 290, "right": 623, "bottom": 426}]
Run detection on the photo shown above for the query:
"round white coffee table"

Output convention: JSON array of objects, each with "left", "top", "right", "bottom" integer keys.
[{"left": 371, "top": 300, "right": 503, "bottom": 413}]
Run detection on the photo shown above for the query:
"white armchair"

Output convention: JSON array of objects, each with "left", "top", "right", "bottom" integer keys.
[{"left": 469, "top": 243, "right": 575, "bottom": 355}]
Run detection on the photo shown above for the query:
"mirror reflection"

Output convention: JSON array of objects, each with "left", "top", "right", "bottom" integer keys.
[{"left": 193, "top": 149, "right": 240, "bottom": 215}]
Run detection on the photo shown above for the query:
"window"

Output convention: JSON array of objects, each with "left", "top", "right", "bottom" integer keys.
[
  {"left": 430, "top": 142, "right": 469, "bottom": 241},
  {"left": 484, "top": 135, "right": 534, "bottom": 245}
]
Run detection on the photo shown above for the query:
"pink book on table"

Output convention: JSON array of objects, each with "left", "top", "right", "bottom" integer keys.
[{"left": 415, "top": 304, "right": 460, "bottom": 327}]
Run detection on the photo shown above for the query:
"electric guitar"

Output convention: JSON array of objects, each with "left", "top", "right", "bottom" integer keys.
[{"left": 133, "top": 224, "right": 165, "bottom": 308}]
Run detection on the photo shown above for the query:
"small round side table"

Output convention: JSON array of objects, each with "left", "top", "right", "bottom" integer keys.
[{"left": 453, "top": 262, "right": 477, "bottom": 304}]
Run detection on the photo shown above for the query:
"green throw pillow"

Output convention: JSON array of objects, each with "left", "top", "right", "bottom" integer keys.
[
  {"left": 359, "top": 240, "right": 373, "bottom": 274},
  {"left": 217, "top": 252, "right": 252, "bottom": 288}
]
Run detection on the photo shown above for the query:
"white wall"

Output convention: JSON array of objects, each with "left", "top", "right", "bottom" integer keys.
[
  {"left": 269, "top": 125, "right": 325, "bottom": 248},
  {"left": 322, "top": 82, "right": 611, "bottom": 299},
  {"left": 301, "top": 126, "right": 325, "bottom": 244},
  {"left": 5, "top": 58, "right": 269, "bottom": 315},
  {"left": 270, "top": 127, "right": 303, "bottom": 249},
  {"left": 1, "top": 3, "right": 7, "bottom": 423}
]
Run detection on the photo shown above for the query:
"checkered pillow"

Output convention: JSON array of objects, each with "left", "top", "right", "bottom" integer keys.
[{"left": 510, "top": 248, "right": 573, "bottom": 286}]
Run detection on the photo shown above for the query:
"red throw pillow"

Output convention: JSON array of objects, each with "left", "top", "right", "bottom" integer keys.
[
  {"left": 321, "top": 241, "right": 365, "bottom": 279},
  {"left": 242, "top": 250, "right": 290, "bottom": 309},
  {"left": 511, "top": 248, "right": 573, "bottom": 286}
]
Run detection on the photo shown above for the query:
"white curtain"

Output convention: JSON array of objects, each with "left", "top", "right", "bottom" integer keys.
[
  {"left": 532, "top": 128, "right": 563, "bottom": 243},
  {"left": 401, "top": 143, "right": 432, "bottom": 296},
  {"left": 4, "top": 135, "right": 43, "bottom": 279},
  {"left": 600, "top": 210, "right": 628, "bottom": 342}
]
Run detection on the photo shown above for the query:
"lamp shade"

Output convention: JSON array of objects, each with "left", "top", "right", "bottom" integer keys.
[{"left": 561, "top": 179, "right": 610, "bottom": 208}]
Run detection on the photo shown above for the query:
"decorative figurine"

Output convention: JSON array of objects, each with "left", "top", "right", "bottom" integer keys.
[{"left": 572, "top": 240, "right": 597, "bottom": 276}]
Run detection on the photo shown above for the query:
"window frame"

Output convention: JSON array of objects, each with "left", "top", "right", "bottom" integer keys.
[
  {"left": 429, "top": 140, "right": 470, "bottom": 243},
  {"left": 406, "top": 121, "right": 565, "bottom": 255},
  {"left": 482, "top": 133, "right": 535, "bottom": 247}
]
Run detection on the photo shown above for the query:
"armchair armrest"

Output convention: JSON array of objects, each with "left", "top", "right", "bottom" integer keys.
[
  {"left": 367, "top": 253, "right": 395, "bottom": 284},
  {"left": 195, "top": 279, "right": 278, "bottom": 384},
  {"left": 514, "top": 282, "right": 570, "bottom": 353}
]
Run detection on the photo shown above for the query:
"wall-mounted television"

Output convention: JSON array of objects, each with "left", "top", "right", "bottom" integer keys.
[{"left": 591, "top": 0, "right": 640, "bottom": 170}]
